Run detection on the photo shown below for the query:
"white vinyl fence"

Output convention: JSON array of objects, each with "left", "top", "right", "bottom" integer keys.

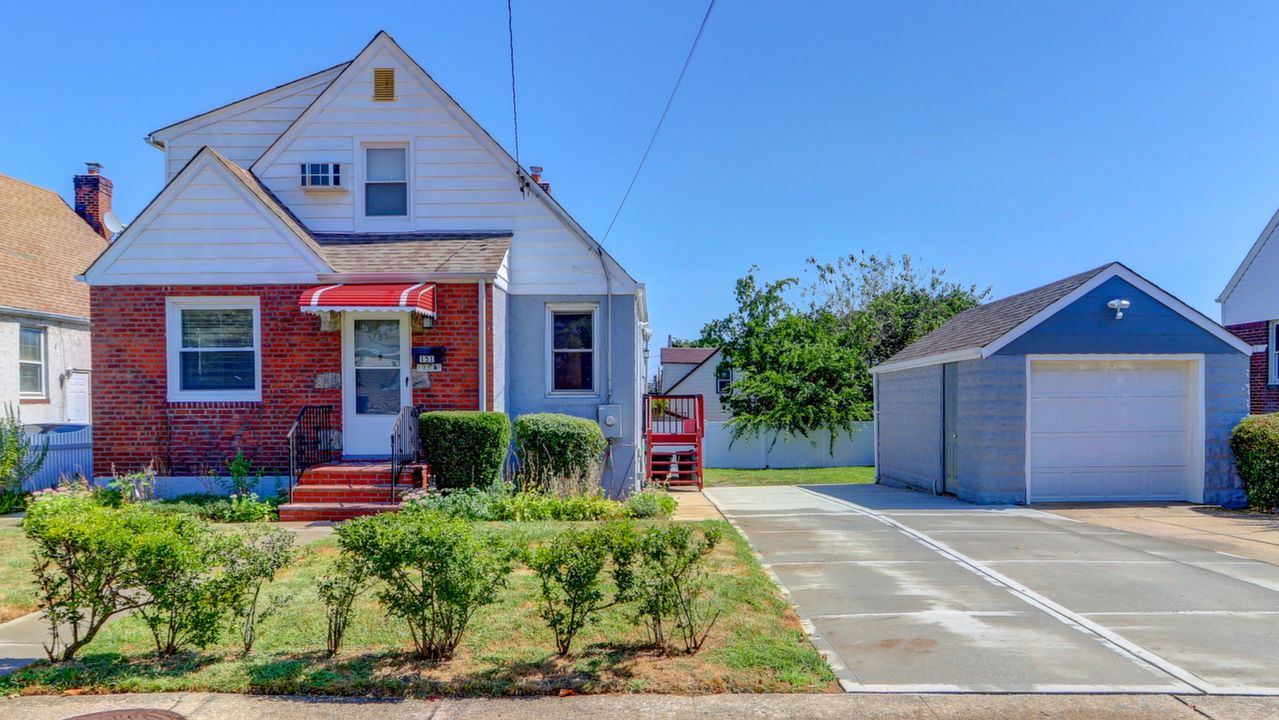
[
  {"left": 702, "top": 420, "right": 874, "bottom": 469},
  {"left": 23, "top": 426, "right": 93, "bottom": 491}
]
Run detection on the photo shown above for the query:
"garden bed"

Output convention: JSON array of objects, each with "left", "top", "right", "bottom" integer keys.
[{"left": 0, "top": 520, "right": 835, "bottom": 696}]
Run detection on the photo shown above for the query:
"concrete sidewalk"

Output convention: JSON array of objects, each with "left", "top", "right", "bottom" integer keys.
[
  {"left": 1, "top": 691, "right": 1277, "bottom": 720},
  {"left": 1044, "top": 504, "right": 1279, "bottom": 565}
]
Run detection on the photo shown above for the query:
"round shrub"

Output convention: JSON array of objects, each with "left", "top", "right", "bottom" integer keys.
[
  {"left": 514, "top": 413, "right": 607, "bottom": 495},
  {"left": 1231, "top": 413, "right": 1279, "bottom": 510},
  {"left": 420, "top": 411, "right": 511, "bottom": 490}
]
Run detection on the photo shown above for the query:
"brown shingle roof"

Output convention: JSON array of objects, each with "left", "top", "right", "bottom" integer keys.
[
  {"left": 0, "top": 174, "right": 107, "bottom": 318},
  {"left": 883, "top": 264, "right": 1114, "bottom": 365},
  {"left": 314, "top": 234, "right": 512, "bottom": 274},
  {"left": 660, "top": 347, "right": 718, "bottom": 365}
]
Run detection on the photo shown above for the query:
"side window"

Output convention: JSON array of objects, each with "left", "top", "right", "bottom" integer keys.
[
  {"left": 363, "top": 146, "right": 408, "bottom": 217},
  {"left": 18, "top": 326, "right": 46, "bottom": 398},
  {"left": 548, "top": 306, "right": 596, "bottom": 393},
  {"left": 715, "top": 364, "right": 732, "bottom": 395},
  {"left": 166, "top": 298, "right": 261, "bottom": 402},
  {"left": 1271, "top": 322, "right": 1279, "bottom": 385}
]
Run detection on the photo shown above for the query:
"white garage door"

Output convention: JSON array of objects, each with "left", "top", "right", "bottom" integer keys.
[{"left": 1028, "top": 360, "right": 1196, "bottom": 503}]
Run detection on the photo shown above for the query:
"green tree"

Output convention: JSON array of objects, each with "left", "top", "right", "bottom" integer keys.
[{"left": 700, "top": 255, "right": 987, "bottom": 451}]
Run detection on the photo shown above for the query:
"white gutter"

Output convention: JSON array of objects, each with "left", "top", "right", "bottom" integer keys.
[
  {"left": 869, "top": 348, "right": 983, "bottom": 375},
  {"left": 0, "top": 305, "right": 90, "bottom": 327}
]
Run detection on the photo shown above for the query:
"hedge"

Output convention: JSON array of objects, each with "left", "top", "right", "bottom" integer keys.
[
  {"left": 514, "top": 413, "right": 607, "bottom": 494},
  {"left": 420, "top": 411, "right": 511, "bottom": 490},
  {"left": 1230, "top": 413, "right": 1279, "bottom": 510}
]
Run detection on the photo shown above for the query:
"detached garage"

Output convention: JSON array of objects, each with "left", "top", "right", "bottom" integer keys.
[{"left": 872, "top": 262, "right": 1251, "bottom": 506}]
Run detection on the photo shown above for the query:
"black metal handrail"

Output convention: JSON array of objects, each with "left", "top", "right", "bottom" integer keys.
[
  {"left": 287, "top": 405, "right": 339, "bottom": 502},
  {"left": 390, "top": 405, "right": 423, "bottom": 498}
]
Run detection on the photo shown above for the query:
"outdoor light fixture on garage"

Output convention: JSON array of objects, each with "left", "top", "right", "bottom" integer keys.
[{"left": 1107, "top": 298, "right": 1131, "bottom": 319}]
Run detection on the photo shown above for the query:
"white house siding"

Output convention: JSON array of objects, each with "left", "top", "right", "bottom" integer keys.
[
  {"left": 252, "top": 46, "right": 617, "bottom": 296},
  {"left": 158, "top": 69, "right": 343, "bottom": 182},
  {"left": 491, "top": 284, "right": 508, "bottom": 412},
  {"left": 1222, "top": 228, "right": 1279, "bottom": 326},
  {"left": 0, "top": 313, "right": 91, "bottom": 424},
  {"left": 663, "top": 354, "right": 732, "bottom": 422},
  {"left": 87, "top": 161, "right": 326, "bottom": 286},
  {"left": 658, "top": 362, "right": 697, "bottom": 392}
]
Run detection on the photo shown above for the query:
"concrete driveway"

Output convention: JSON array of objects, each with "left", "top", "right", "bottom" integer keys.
[{"left": 705, "top": 484, "right": 1279, "bottom": 695}]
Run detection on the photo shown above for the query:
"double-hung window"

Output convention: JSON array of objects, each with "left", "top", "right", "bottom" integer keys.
[
  {"left": 715, "top": 364, "right": 732, "bottom": 395},
  {"left": 548, "top": 305, "right": 596, "bottom": 394},
  {"left": 363, "top": 146, "right": 408, "bottom": 217},
  {"left": 166, "top": 297, "right": 261, "bottom": 402},
  {"left": 18, "top": 326, "right": 45, "bottom": 398}
]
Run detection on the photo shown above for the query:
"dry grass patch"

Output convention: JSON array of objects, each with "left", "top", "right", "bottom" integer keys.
[{"left": 1, "top": 520, "right": 835, "bottom": 697}]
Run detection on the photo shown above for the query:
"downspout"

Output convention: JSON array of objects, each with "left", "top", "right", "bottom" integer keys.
[
  {"left": 596, "top": 247, "right": 618, "bottom": 492},
  {"left": 477, "top": 280, "right": 487, "bottom": 412}
]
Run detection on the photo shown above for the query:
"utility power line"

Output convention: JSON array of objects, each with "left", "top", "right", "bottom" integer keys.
[
  {"left": 600, "top": 0, "right": 718, "bottom": 244},
  {"left": 507, "top": 0, "right": 521, "bottom": 165}
]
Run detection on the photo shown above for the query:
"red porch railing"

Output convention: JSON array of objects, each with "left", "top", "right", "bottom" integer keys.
[{"left": 644, "top": 394, "right": 704, "bottom": 489}]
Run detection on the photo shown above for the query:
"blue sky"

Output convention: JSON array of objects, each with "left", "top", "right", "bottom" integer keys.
[{"left": 4, "top": 1, "right": 1279, "bottom": 358}]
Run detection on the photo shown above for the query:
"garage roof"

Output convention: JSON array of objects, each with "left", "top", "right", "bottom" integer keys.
[{"left": 873, "top": 262, "right": 1251, "bottom": 374}]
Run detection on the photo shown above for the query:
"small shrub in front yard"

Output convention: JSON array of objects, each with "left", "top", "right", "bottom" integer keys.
[
  {"left": 633, "top": 522, "right": 723, "bottom": 654},
  {"left": 223, "top": 527, "right": 296, "bottom": 655},
  {"left": 316, "top": 554, "right": 372, "bottom": 658},
  {"left": 625, "top": 490, "right": 678, "bottom": 518},
  {"left": 336, "top": 508, "right": 515, "bottom": 661},
  {"left": 514, "top": 413, "right": 607, "bottom": 496},
  {"left": 420, "top": 411, "right": 511, "bottom": 490},
  {"left": 526, "top": 521, "right": 637, "bottom": 655},
  {"left": 0, "top": 405, "right": 47, "bottom": 511},
  {"left": 1232, "top": 413, "right": 1279, "bottom": 510},
  {"left": 154, "top": 493, "right": 276, "bottom": 523}
]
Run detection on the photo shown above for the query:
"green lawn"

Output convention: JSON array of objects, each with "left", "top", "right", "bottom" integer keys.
[
  {"left": 1, "top": 520, "right": 836, "bottom": 697},
  {"left": 703, "top": 466, "right": 876, "bottom": 488},
  {"left": 0, "top": 528, "right": 37, "bottom": 623}
]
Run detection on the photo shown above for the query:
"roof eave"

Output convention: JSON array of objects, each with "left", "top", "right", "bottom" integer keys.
[{"left": 869, "top": 348, "right": 984, "bottom": 375}]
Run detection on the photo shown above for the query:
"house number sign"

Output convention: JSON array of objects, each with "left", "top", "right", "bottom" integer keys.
[{"left": 413, "top": 346, "right": 446, "bottom": 373}]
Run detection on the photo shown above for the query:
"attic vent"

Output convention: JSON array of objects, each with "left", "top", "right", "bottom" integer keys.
[{"left": 373, "top": 68, "right": 396, "bottom": 101}]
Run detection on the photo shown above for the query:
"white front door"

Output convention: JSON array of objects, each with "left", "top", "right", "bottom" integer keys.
[
  {"left": 1027, "top": 359, "right": 1197, "bottom": 503},
  {"left": 66, "top": 371, "right": 90, "bottom": 423},
  {"left": 342, "top": 313, "right": 411, "bottom": 457}
]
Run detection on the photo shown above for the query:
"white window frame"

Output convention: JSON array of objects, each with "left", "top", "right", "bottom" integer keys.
[
  {"left": 545, "top": 303, "right": 599, "bottom": 396},
  {"left": 715, "top": 364, "right": 732, "bottom": 395},
  {"left": 165, "top": 296, "right": 262, "bottom": 402},
  {"left": 355, "top": 140, "right": 413, "bottom": 228},
  {"left": 299, "top": 162, "right": 345, "bottom": 191},
  {"left": 1270, "top": 321, "right": 1279, "bottom": 385},
  {"left": 18, "top": 326, "right": 46, "bottom": 399}
]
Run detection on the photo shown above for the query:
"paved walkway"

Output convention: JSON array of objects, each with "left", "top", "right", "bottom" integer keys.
[
  {"left": 666, "top": 487, "right": 722, "bottom": 521},
  {"left": 706, "top": 484, "right": 1279, "bottom": 695},
  {"left": 2, "top": 691, "right": 1277, "bottom": 720},
  {"left": 0, "top": 521, "right": 336, "bottom": 674}
]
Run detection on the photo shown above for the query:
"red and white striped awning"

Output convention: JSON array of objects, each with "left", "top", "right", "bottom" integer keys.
[{"left": 298, "top": 283, "right": 437, "bottom": 316}]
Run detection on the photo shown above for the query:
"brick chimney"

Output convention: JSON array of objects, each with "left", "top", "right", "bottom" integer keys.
[
  {"left": 529, "top": 165, "right": 550, "bottom": 194},
  {"left": 74, "top": 162, "right": 113, "bottom": 240}
]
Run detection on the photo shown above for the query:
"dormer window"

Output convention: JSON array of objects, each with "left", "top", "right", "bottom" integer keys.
[
  {"left": 363, "top": 146, "right": 408, "bottom": 217},
  {"left": 300, "top": 162, "right": 343, "bottom": 190}
]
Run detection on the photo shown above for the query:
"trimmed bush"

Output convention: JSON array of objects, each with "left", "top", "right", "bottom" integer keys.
[
  {"left": 527, "top": 521, "right": 637, "bottom": 655},
  {"left": 1231, "top": 413, "right": 1279, "bottom": 510},
  {"left": 626, "top": 491, "right": 678, "bottom": 519},
  {"left": 514, "top": 413, "right": 607, "bottom": 495},
  {"left": 420, "top": 411, "right": 511, "bottom": 490}
]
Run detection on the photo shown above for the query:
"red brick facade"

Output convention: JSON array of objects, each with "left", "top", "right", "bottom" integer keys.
[
  {"left": 91, "top": 282, "right": 492, "bottom": 476},
  {"left": 1225, "top": 321, "right": 1279, "bottom": 414}
]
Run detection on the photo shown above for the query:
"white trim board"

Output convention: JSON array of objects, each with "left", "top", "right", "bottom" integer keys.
[
  {"left": 872, "top": 262, "right": 1250, "bottom": 376},
  {"left": 1218, "top": 204, "right": 1279, "bottom": 304}
]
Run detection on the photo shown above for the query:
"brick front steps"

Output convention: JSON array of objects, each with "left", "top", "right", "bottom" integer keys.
[{"left": 277, "top": 460, "right": 429, "bottom": 522}]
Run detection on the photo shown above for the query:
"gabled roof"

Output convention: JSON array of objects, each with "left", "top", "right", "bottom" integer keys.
[
  {"left": 873, "top": 262, "right": 1251, "bottom": 374},
  {"left": 81, "top": 147, "right": 332, "bottom": 283},
  {"left": 662, "top": 347, "right": 722, "bottom": 395},
  {"left": 0, "top": 173, "right": 107, "bottom": 319},
  {"left": 660, "top": 347, "right": 718, "bottom": 365},
  {"left": 146, "top": 62, "right": 350, "bottom": 149},
  {"left": 249, "top": 31, "right": 638, "bottom": 291},
  {"left": 1217, "top": 204, "right": 1279, "bottom": 304}
]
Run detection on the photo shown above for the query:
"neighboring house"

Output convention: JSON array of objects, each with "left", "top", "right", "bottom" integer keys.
[
  {"left": 1218, "top": 208, "right": 1279, "bottom": 413},
  {"left": 81, "top": 32, "right": 649, "bottom": 500},
  {"left": 656, "top": 346, "right": 731, "bottom": 421},
  {"left": 872, "top": 262, "right": 1250, "bottom": 507},
  {"left": 0, "top": 168, "right": 110, "bottom": 424}
]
